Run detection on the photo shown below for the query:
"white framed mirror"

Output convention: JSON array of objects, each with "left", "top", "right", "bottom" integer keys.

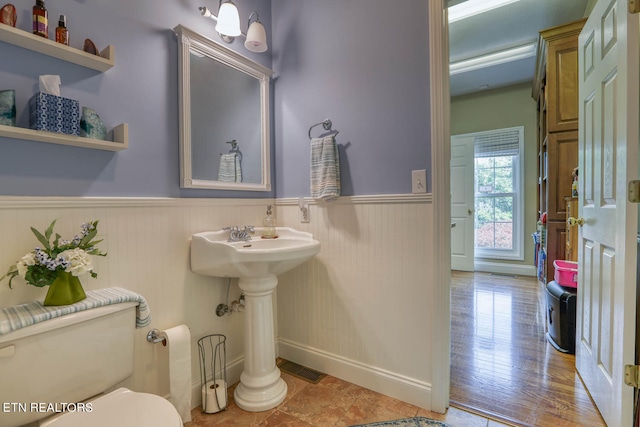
[{"left": 174, "top": 25, "right": 272, "bottom": 191}]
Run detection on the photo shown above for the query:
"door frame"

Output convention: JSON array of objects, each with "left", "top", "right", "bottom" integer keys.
[{"left": 428, "top": 0, "right": 451, "bottom": 413}]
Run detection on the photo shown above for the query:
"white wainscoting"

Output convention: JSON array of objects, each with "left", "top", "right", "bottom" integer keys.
[
  {"left": 275, "top": 195, "right": 435, "bottom": 409},
  {"left": 0, "top": 196, "right": 271, "bottom": 408},
  {"left": 0, "top": 195, "right": 436, "bottom": 411}
]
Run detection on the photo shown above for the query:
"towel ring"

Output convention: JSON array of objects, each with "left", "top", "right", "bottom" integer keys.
[
  {"left": 308, "top": 119, "right": 339, "bottom": 140},
  {"left": 224, "top": 139, "right": 242, "bottom": 162}
]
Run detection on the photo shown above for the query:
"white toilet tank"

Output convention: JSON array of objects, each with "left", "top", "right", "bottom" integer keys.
[{"left": 0, "top": 302, "right": 138, "bottom": 427}]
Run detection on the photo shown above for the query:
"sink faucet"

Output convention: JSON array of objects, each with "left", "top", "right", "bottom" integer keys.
[{"left": 225, "top": 225, "right": 254, "bottom": 242}]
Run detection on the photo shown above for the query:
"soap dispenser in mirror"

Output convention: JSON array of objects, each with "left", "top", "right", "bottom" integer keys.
[{"left": 262, "top": 205, "right": 277, "bottom": 239}]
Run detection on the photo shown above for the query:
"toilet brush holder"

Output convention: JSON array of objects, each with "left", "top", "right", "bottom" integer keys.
[{"left": 197, "top": 334, "right": 228, "bottom": 413}]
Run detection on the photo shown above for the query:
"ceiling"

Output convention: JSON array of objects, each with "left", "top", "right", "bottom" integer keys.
[{"left": 448, "top": 0, "right": 591, "bottom": 97}]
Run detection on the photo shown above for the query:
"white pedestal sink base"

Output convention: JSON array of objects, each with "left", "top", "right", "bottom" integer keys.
[
  {"left": 234, "top": 275, "right": 288, "bottom": 412},
  {"left": 234, "top": 377, "right": 287, "bottom": 412}
]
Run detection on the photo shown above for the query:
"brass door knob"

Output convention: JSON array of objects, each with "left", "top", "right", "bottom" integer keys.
[{"left": 568, "top": 217, "right": 586, "bottom": 226}]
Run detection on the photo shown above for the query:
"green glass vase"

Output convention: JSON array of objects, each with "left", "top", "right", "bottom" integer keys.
[{"left": 43, "top": 271, "right": 87, "bottom": 306}]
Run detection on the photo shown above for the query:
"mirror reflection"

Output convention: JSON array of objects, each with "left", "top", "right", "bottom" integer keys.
[{"left": 175, "top": 25, "right": 272, "bottom": 191}]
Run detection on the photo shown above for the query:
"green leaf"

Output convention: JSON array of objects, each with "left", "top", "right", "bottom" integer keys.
[
  {"left": 25, "top": 266, "right": 56, "bottom": 288},
  {"left": 53, "top": 233, "right": 61, "bottom": 248},
  {"left": 7, "top": 274, "right": 16, "bottom": 289},
  {"left": 44, "top": 219, "right": 57, "bottom": 241},
  {"left": 87, "top": 239, "right": 104, "bottom": 250},
  {"left": 1, "top": 266, "right": 19, "bottom": 289},
  {"left": 30, "top": 227, "right": 50, "bottom": 250},
  {"left": 80, "top": 228, "right": 97, "bottom": 247}
]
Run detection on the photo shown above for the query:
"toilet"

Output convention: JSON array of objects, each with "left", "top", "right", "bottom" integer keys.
[
  {"left": 0, "top": 302, "right": 183, "bottom": 427},
  {"left": 39, "top": 388, "right": 182, "bottom": 427}
]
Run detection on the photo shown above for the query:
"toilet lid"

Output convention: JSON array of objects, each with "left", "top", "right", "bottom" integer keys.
[{"left": 40, "top": 388, "right": 183, "bottom": 427}]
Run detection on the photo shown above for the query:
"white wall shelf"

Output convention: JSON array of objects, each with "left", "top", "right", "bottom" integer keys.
[
  {"left": 0, "top": 24, "right": 114, "bottom": 72},
  {"left": 0, "top": 123, "right": 128, "bottom": 151}
]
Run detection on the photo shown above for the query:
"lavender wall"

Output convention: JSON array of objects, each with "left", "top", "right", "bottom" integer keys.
[
  {"left": 271, "top": 0, "right": 431, "bottom": 197},
  {"left": 0, "top": 0, "right": 272, "bottom": 198},
  {"left": 0, "top": 0, "right": 431, "bottom": 198}
]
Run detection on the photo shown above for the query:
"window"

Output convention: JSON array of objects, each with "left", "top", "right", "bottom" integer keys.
[{"left": 474, "top": 127, "right": 524, "bottom": 260}]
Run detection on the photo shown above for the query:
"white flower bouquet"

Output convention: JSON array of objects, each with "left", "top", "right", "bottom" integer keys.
[{"left": 2, "top": 220, "right": 106, "bottom": 288}]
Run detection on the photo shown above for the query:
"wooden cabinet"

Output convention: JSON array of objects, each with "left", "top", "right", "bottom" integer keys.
[
  {"left": 565, "top": 197, "right": 578, "bottom": 262},
  {"left": 533, "top": 19, "right": 585, "bottom": 283},
  {"left": 546, "top": 37, "right": 580, "bottom": 133},
  {"left": 546, "top": 131, "right": 578, "bottom": 221}
]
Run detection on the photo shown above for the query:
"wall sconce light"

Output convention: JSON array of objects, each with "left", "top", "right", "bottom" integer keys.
[
  {"left": 215, "top": 0, "right": 241, "bottom": 38},
  {"left": 245, "top": 12, "right": 267, "bottom": 53},
  {"left": 198, "top": 1, "right": 268, "bottom": 53}
]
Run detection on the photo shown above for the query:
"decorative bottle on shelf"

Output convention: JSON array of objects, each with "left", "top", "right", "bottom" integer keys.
[
  {"left": 55, "top": 14, "right": 69, "bottom": 46},
  {"left": 262, "top": 205, "right": 277, "bottom": 239},
  {"left": 32, "top": 0, "right": 48, "bottom": 38}
]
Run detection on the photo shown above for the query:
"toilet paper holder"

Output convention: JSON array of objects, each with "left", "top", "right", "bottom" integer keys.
[
  {"left": 147, "top": 329, "right": 167, "bottom": 346},
  {"left": 198, "top": 334, "right": 228, "bottom": 413}
]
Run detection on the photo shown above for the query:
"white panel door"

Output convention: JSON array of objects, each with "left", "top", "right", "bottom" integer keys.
[
  {"left": 576, "top": 0, "right": 638, "bottom": 425},
  {"left": 451, "top": 136, "right": 474, "bottom": 271}
]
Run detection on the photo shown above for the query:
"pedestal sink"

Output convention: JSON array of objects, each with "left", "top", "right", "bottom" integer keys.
[{"left": 190, "top": 227, "right": 320, "bottom": 412}]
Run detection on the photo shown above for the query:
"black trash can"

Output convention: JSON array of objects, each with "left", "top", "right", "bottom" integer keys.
[{"left": 545, "top": 280, "right": 577, "bottom": 354}]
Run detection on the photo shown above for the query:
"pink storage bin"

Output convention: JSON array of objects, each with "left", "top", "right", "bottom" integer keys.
[{"left": 553, "top": 260, "right": 578, "bottom": 288}]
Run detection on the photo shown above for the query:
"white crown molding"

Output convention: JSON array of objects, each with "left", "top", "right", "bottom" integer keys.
[
  {"left": 447, "top": 0, "right": 521, "bottom": 23},
  {"left": 450, "top": 42, "right": 536, "bottom": 75}
]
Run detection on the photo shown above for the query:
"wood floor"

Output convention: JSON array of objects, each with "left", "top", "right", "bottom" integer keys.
[{"left": 450, "top": 271, "right": 606, "bottom": 427}]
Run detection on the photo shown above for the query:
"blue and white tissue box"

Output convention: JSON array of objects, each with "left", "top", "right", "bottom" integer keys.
[{"left": 28, "top": 92, "right": 80, "bottom": 136}]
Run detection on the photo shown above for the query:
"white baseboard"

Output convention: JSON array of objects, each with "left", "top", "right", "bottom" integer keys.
[
  {"left": 277, "top": 338, "right": 432, "bottom": 410},
  {"left": 473, "top": 260, "right": 537, "bottom": 277}
]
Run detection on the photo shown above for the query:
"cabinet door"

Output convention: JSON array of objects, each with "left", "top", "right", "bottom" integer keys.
[
  {"left": 546, "top": 131, "right": 578, "bottom": 221},
  {"left": 565, "top": 198, "right": 578, "bottom": 262},
  {"left": 547, "top": 36, "right": 580, "bottom": 132}
]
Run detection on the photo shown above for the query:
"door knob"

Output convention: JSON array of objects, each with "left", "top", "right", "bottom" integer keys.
[
  {"left": 568, "top": 217, "right": 586, "bottom": 226},
  {"left": 468, "top": 209, "right": 474, "bottom": 215}
]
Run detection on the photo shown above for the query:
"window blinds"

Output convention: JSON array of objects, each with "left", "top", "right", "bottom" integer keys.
[{"left": 474, "top": 128, "right": 520, "bottom": 158}]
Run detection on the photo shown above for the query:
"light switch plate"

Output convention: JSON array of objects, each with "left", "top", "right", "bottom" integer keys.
[{"left": 412, "top": 169, "right": 427, "bottom": 194}]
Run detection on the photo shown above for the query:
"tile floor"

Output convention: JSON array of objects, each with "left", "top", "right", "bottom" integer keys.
[{"left": 186, "top": 368, "right": 512, "bottom": 427}]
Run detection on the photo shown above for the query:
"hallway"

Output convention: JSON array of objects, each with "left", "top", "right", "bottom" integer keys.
[{"left": 450, "top": 271, "right": 605, "bottom": 426}]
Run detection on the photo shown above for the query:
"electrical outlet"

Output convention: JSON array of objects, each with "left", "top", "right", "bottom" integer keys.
[
  {"left": 299, "top": 197, "right": 310, "bottom": 223},
  {"left": 300, "top": 207, "right": 310, "bottom": 223},
  {"left": 412, "top": 169, "right": 426, "bottom": 194}
]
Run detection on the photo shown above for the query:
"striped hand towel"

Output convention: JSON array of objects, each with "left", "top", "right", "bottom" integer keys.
[
  {"left": 218, "top": 153, "right": 242, "bottom": 182},
  {"left": 0, "top": 287, "right": 151, "bottom": 335},
  {"left": 310, "top": 136, "right": 341, "bottom": 200}
]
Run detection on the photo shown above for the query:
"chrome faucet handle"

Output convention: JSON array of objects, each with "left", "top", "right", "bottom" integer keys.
[
  {"left": 243, "top": 225, "right": 255, "bottom": 234},
  {"left": 223, "top": 226, "right": 242, "bottom": 242}
]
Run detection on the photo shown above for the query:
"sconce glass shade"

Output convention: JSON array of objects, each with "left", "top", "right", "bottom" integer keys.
[
  {"left": 245, "top": 20, "right": 267, "bottom": 53},
  {"left": 215, "top": 1, "right": 241, "bottom": 37}
]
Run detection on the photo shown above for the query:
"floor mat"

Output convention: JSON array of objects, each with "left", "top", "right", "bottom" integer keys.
[{"left": 349, "top": 417, "right": 452, "bottom": 427}]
